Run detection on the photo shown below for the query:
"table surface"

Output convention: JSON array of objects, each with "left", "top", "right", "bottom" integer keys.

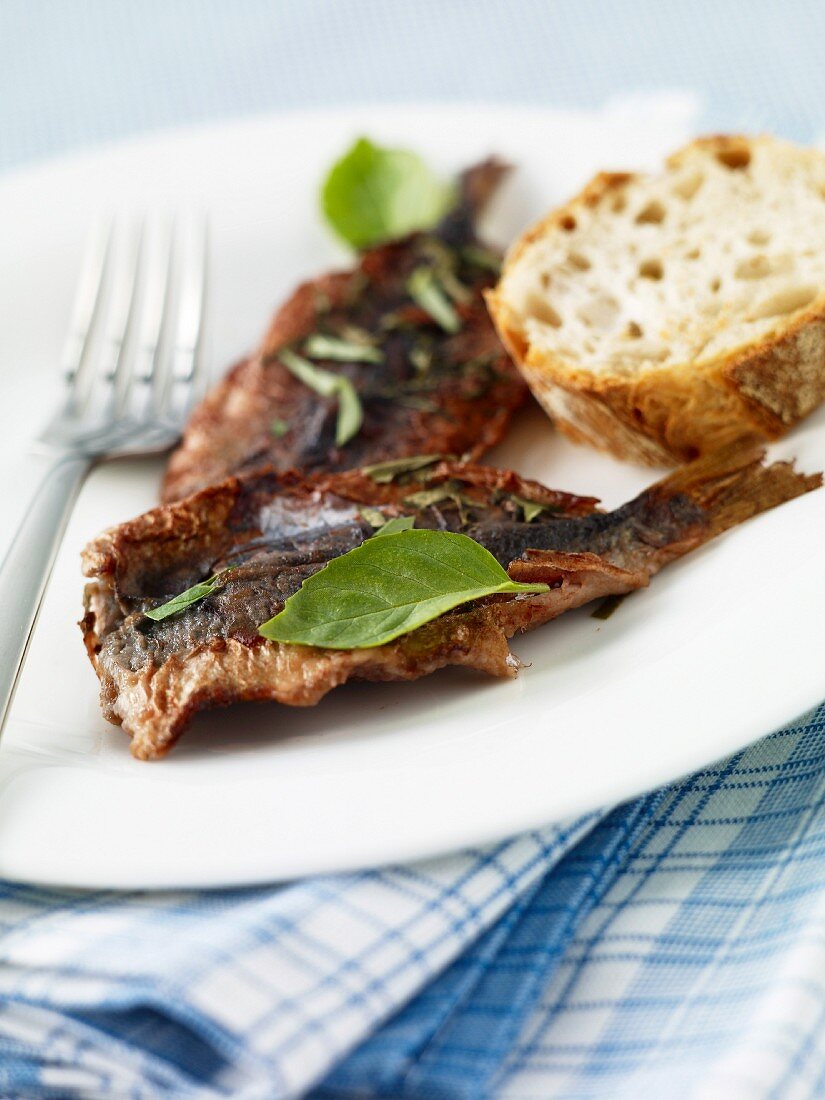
[{"left": 2, "top": 0, "right": 825, "bottom": 173}]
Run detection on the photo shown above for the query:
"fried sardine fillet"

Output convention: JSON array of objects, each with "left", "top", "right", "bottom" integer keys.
[
  {"left": 82, "top": 447, "right": 819, "bottom": 759},
  {"left": 163, "top": 160, "right": 527, "bottom": 502}
]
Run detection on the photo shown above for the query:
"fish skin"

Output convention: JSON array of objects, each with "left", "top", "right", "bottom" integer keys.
[
  {"left": 161, "top": 160, "right": 527, "bottom": 503},
  {"left": 80, "top": 446, "right": 820, "bottom": 759}
]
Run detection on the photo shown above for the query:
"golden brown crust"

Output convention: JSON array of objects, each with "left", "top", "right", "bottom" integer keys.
[{"left": 487, "top": 135, "right": 825, "bottom": 465}]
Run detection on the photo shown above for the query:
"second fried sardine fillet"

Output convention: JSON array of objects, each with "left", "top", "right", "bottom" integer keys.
[
  {"left": 162, "top": 160, "right": 526, "bottom": 502},
  {"left": 82, "top": 447, "right": 819, "bottom": 759}
]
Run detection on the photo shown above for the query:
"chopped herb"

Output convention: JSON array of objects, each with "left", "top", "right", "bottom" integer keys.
[
  {"left": 360, "top": 506, "right": 387, "bottom": 528},
  {"left": 304, "top": 333, "right": 384, "bottom": 364},
  {"left": 144, "top": 571, "right": 230, "bottom": 621},
  {"left": 409, "top": 346, "right": 433, "bottom": 373},
  {"left": 335, "top": 380, "right": 363, "bottom": 446},
  {"left": 439, "top": 269, "right": 472, "bottom": 305},
  {"left": 397, "top": 394, "right": 437, "bottom": 412},
  {"left": 362, "top": 454, "right": 444, "bottom": 483},
  {"left": 280, "top": 348, "right": 363, "bottom": 447},
  {"left": 407, "top": 267, "right": 461, "bottom": 333},
  {"left": 258, "top": 529, "right": 548, "bottom": 649},
  {"left": 405, "top": 483, "right": 477, "bottom": 524},
  {"left": 512, "top": 496, "right": 560, "bottom": 523},
  {"left": 340, "top": 324, "right": 378, "bottom": 346},
  {"left": 417, "top": 239, "right": 472, "bottom": 304},
  {"left": 403, "top": 373, "right": 442, "bottom": 395},
  {"left": 462, "top": 352, "right": 498, "bottom": 373},
  {"left": 460, "top": 245, "right": 502, "bottom": 274},
  {"left": 360, "top": 510, "right": 416, "bottom": 535},
  {"left": 520, "top": 499, "right": 548, "bottom": 523},
  {"left": 373, "top": 515, "right": 415, "bottom": 537},
  {"left": 591, "top": 594, "right": 627, "bottom": 621},
  {"left": 321, "top": 137, "right": 455, "bottom": 249},
  {"left": 404, "top": 487, "right": 455, "bottom": 510},
  {"left": 270, "top": 418, "right": 289, "bottom": 438},
  {"left": 377, "top": 310, "right": 407, "bottom": 333},
  {"left": 417, "top": 238, "right": 454, "bottom": 268},
  {"left": 280, "top": 349, "right": 338, "bottom": 397}
]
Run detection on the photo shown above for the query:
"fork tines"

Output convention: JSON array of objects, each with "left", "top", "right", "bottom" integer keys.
[{"left": 43, "top": 212, "right": 209, "bottom": 456}]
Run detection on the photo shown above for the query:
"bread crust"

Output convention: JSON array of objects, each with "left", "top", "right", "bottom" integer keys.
[{"left": 487, "top": 135, "right": 825, "bottom": 465}]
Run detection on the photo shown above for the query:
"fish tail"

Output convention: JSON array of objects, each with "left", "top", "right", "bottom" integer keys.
[
  {"left": 578, "top": 443, "right": 821, "bottom": 577},
  {"left": 438, "top": 158, "right": 512, "bottom": 244},
  {"left": 648, "top": 442, "right": 821, "bottom": 542}
]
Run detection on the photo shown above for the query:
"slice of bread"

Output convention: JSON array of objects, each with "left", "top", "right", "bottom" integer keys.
[{"left": 487, "top": 135, "right": 825, "bottom": 464}]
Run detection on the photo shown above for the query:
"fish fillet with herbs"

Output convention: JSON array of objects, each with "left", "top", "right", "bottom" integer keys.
[
  {"left": 162, "top": 159, "right": 527, "bottom": 502},
  {"left": 81, "top": 447, "right": 819, "bottom": 759}
]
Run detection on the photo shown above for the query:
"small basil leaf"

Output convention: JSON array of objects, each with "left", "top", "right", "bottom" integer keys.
[
  {"left": 407, "top": 267, "right": 461, "bottom": 333},
  {"left": 362, "top": 454, "right": 444, "bottom": 483},
  {"left": 373, "top": 515, "right": 415, "bottom": 537},
  {"left": 144, "top": 572, "right": 227, "bottom": 621},
  {"left": 271, "top": 418, "right": 289, "bottom": 438},
  {"left": 321, "top": 137, "right": 455, "bottom": 249},
  {"left": 304, "top": 333, "right": 384, "bottom": 364},
  {"left": 280, "top": 348, "right": 363, "bottom": 447},
  {"left": 258, "top": 529, "right": 549, "bottom": 650}
]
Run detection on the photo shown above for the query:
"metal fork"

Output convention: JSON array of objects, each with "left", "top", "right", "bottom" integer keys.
[{"left": 0, "top": 214, "right": 208, "bottom": 735}]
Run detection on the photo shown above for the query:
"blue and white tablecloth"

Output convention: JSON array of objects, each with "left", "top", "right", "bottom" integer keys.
[
  {"left": 2, "top": 2, "right": 825, "bottom": 1096},
  {"left": 1, "top": 707, "right": 824, "bottom": 1097}
]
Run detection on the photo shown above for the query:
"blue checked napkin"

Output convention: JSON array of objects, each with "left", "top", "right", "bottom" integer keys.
[{"left": 0, "top": 703, "right": 823, "bottom": 1097}]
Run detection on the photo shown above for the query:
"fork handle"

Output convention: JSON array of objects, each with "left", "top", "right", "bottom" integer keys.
[{"left": 0, "top": 452, "right": 91, "bottom": 736}]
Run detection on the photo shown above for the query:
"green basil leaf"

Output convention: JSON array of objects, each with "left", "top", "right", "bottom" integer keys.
[
  {"left": 144, "top": 572, "right": 227, "bottom": 621},
  {"left": 362, "top": 454, "right": 444, "bottom": 483},
  {"left": 258, "top": 529, "right": 548, "bottom": 649},
  {"left": 407, "top": 267, "right": 461, "bottom": 333},
  {"left": 373, "top": 515, "right": 415, "bottom": 537},
  {"left": 321, "top": 137, "right": 455, "bottom": 249},
  {"left": 304, "top": 333, "right": 384, "bottom": 364},
  {"left": 280, "top": 348, "right": 363, "bottom": 447},
  {"left": 271, "top": 417, "right": 289, "bottom": 438}
]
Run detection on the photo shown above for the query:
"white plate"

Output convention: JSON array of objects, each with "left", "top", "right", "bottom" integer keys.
[{"left": 1, "top": 100, "right": 823, "bottom": 890}]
